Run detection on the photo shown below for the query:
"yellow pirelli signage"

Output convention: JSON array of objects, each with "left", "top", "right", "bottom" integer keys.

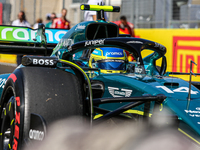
[
  {"left": 0, "top": 54, "right": 16, "bottom": 64},
  {"left": 135, "top": 29, "right": 200, "bottom": 81}
]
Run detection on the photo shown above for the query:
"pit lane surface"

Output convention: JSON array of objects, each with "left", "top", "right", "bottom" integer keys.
[{"left": 0, "top": 63, "right": 16, "bottom": 74}]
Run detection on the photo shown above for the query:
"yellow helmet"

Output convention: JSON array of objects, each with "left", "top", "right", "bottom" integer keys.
[{"left": 89, "top": 47, "right": 127, "bottom": 73}]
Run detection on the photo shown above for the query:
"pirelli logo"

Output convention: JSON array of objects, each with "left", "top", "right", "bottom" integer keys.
[{"left": 173, "top": 36, "right": 200, "bottom": 73}]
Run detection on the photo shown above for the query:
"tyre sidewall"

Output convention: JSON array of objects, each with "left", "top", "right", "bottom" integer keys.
[{"left": 0, "top": 71, "right": 25, "bottom": 150}]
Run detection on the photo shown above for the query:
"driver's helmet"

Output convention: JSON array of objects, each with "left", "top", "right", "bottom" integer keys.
[{"left": 89, "top": 47, "right": 127, "bottom": 73}]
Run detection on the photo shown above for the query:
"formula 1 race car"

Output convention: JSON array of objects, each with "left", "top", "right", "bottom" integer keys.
[{"left": 0, "top": 4, "right": 200, "bottom": 150}]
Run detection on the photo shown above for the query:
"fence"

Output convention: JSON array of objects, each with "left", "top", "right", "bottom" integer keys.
[
  {"left": 2, "top": 0, "right": 200, "bottom": 28},
  {"left": 121, "top": 0, "right": 200, "bottom": 28}
]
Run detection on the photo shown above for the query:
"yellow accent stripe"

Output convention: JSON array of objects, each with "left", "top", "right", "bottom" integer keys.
[
  {"left": 10, "top": 119, "right": 14, "bottom": 126},
  {"left": 160, "top": 103, "right": 163, "bottom": 111},
  {"left": 178, "top": 128, "right": 200, "bottom": 145},
  {"left": 4, "top": 109, "right": 6, "bottom": 116},
  {"left": 94, "top": 114, "right": 103, "bottom": 119},
  {"left": 59, "top": 59, "right": 92, "bottom": 97},
  {"left": 59, "top": 59, "right": 93, "bottom": 118},
  {"left": 8, "top": 144, "right": 11, "bottom": 149},
  {"left": 124, "top": 110, "right": 152, "bottom": 117},
  {"left": 94, "top": 110, "right": 152, "bottom": 119},
  {"left": 94, "top": 113, "right": 132, "bottom": 119},
  {"left": 9, "top": 102, "right": 11, "bottom": 111}
]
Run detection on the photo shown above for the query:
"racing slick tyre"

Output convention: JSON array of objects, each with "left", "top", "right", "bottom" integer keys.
[{"left": 0, "top": 67, "right": 85, "bottom": 150}]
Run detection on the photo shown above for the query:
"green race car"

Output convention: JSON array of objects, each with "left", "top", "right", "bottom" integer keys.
[{"left": 0, "top": 4, "right": 200, "bottom": 149}]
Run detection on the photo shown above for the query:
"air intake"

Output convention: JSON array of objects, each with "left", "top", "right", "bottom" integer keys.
[{"left": 86, "top": 23, "right": 118, "bottom": 40}]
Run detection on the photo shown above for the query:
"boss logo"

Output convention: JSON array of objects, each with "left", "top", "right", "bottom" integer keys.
[
  {"left": 33, "top": 59, "right": 54, "bottom": 66},
  {"left": 22, "top": 56, "right": 57, "bottom": 67}
]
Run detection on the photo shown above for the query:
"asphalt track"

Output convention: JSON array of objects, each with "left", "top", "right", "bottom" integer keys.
[{"left": 0, "top": 63, "right": 17, "bottom": 74}]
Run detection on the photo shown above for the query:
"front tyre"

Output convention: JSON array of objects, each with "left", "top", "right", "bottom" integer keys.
[
  {"left": 0, "top": 67, "right": 86, "bottom": 150},
  {"left": 0, "top": 78, "right": 23, "bottom": 150}
]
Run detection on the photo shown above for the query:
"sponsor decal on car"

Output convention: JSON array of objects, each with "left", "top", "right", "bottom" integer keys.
[
  {"left": 33, "top": 59, "right": 55, "bottom": 66},
  {"left": 156, "top": 86, "right": 198, "bottom": 94},
  {"left": 75, "top": 24, "right": 86, "bottom": 30},
  {"left": 127, "top": 41, "right": 143, "bottom": 44},
  {"left": 29, "top": 129, "right": 44, "bottom": 141},
  {"left": 92, "top": 49, "right": 102, "bottom": 56},
  {"left": 184, "top": 109, "right": 200, "bottom": 120},
  {"left": 22, "top": 56, "right": 57, "bottom": 67},
  {"left": 105, "top": 52, "right": 123, "bottom": 57},
  {"left": 0, "top": 78, "right": 6, "bottom": 88},
  {"left": 154, "top": 42, "right": 165, "bottom": 51},
  {"left": 135, "top": 67, "right": 143, "bottom": 74},
  {"left": 85, "top": 39, "right": 105, "bottom": 47},
  {"left": 102, "top": 48, "right": 124, "bottom": 57},
  {"left": 185, "top": 110, "right": 200, "bottom": 114},
  {"left": 108, "top": 86, "right": 132, "bottom": 97},
  {"left": 59, "top": 39, "right": 74, "bottom": 48}
]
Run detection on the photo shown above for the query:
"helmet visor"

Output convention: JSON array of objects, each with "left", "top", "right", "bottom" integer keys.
[{"left": 96, "top": 59, "right": 126, "bottom": 70}]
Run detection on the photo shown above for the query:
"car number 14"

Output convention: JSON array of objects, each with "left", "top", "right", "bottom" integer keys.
[{"left": 156, "top": 86, "right": 198, "bottom": 94}]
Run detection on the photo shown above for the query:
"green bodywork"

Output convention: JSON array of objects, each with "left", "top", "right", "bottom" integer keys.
[{"left": 52, "top": 19, "right": 200, "bottom": 143}]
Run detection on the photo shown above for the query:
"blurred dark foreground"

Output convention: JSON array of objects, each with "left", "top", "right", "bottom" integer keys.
[{"left": 25, "top": 114, "right": 200, "bottom": 150}]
